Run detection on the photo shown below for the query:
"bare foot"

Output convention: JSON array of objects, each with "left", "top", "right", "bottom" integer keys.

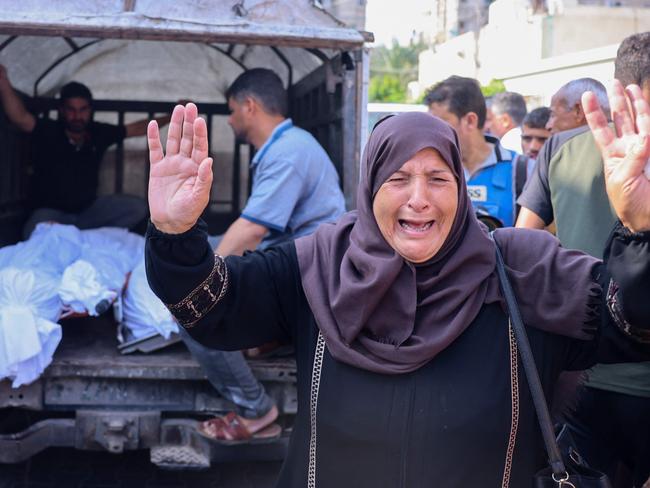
[{"left": 240, "top": 404, "right": 278, "bottom": 434}]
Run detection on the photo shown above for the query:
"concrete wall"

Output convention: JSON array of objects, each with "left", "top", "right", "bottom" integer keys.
[
  {"left": 500, "top": 44, "right": 616, "bottom": 104},
  {"left": 541, "top": 6, "right": 650, "bottom": 56},
  {"left": 418, "top": 32, "right": 478, "bottom": 93},
  {"left": 323, "top": 0, "right": 367, "bottom": 30},
  {"left": 417, "top": 0, "right": 650, "bottom": 99},
  {"left": 478, "top": 0, "right": 544, "bottom": 84}
]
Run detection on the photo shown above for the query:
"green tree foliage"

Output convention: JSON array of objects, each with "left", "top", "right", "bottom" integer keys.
[
  {"left": 369, "top": 75, "right": 406, "bottom": 103},
  {"left": 481, "top": 79, "right": 506, "bottom": 97},
  {"left": 369, "top": 38, "right": 428, "bottom": 103}
]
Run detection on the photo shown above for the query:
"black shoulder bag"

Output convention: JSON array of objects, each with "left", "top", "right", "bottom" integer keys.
[{"left": 493, "top": 237, "right": 612, "bottom": 488}]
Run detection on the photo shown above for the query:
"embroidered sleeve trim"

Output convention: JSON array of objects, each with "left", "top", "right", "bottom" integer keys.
[
  {"left": 607, "top": 279, "right": 650, "bottom": 343},
  {"left": 165, "top": 253, "right": 229, "bottom": 328}
]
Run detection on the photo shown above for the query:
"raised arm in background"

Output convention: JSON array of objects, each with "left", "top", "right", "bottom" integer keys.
[
  {"left": 126, "top": 114, "right": 172, "bottom": 138},
  {"left": 0, "top": 65, "right": 36, "bottom": 133}
]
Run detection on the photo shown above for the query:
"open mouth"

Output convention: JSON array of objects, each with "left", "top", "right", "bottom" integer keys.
[{"left": 399, "top": 220, "right": 433, "bottom": 232}]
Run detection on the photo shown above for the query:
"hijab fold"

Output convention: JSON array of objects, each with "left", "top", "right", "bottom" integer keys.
[{"left": 296, "top": 113, "right": 599, "bottom": 374}]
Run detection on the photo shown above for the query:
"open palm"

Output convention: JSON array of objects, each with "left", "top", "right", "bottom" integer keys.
[
  {"left": 583, "top": 80, "right": 650, "bottom": 232},
  {"left": 147, "top": 103, "right": 213, "bottom": 234}
]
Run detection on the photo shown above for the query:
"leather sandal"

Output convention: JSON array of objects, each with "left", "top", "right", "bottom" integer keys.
[
  {"left": 197, "top": 412, "right": 282, "bottom": 445},
  {"left": 244, "top": 341, "right": 295, "bottom": 359}
]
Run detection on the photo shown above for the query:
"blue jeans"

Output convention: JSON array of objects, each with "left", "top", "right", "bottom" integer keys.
[
  {"left": 178, "top": 327, "right": 274, "bottom": 419},
  {"left": 23, "top": 194, "right": 148, "bottom": 239}
]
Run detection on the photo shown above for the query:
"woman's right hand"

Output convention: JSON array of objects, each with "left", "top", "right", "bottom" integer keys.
[
  {"left": 147, "top": 103, "right": 213, "bottom": 234},
  {"left": 583, "top": 81, "right": 650, "bottom": 233}
]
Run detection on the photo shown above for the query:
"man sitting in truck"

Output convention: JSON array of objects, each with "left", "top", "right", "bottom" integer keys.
[
  {"left": 0, "top": 64, "right": 170, "bottom": 239},
  {"left": 176, "top": 68, "right": 346, "bottom": 442}
]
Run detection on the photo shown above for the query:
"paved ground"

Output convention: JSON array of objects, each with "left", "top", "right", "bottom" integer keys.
[{"left": 0, "top": 448, "right": 282, "bottom": 488}]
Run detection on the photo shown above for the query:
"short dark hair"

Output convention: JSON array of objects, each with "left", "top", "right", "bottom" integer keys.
[
  {"left": 59, "top": 81, "right": 93, "bottom": 104},
  {"left": 226, "top": 68, "right": 287, "bottom": 116},
  {"left": 424, "top": 76, "right": 486, "bottom": 128},
  {"left": 491, "top": 92, "right": 527, "bottom": 126},
  {"left": 614, "top": 32, "right": 650, "bottom": 88},
  {"left": 522, "top": 107, "right": 550, "bottom": 129}
]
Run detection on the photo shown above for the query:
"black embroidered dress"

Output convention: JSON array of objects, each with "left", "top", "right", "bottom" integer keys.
[{"left": 145, "top": 221, "right": 650, "bottom": 488}]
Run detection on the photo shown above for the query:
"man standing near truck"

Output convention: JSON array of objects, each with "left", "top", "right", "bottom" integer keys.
[
  {"left": 0, "top": 65, "right": 170, "bottom": 238},
  {"left": 175, "top": 68, "right": 346, "bottom": 443}
]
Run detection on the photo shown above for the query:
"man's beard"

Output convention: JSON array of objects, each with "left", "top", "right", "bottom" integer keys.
[
  {"left": 66, "top": 120, "right": 88, "bottom": 133},
  {"left": 232, "top": 128, "right": 250, "bottom": 145}
]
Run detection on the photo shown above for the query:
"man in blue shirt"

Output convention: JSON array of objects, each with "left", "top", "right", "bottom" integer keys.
[
  {"left": 425, "top": 76, "right": 530, "bottom": 227},
  {"left": 181, "top": 68, "right": 345, "bottom": 442}
]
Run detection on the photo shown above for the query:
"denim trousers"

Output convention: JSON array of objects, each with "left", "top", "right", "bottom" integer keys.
[{"left": 178, "top": 327, "right": 274, "bottom": 418}]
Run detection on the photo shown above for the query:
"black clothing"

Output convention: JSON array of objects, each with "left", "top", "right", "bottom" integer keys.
[
  {"left": 145, "top": 222, "right": 650, "bottom": 487},
  {"left": 566, "top": 385, "right": 650, "bottom": 486},
  {"left": 31, "top": 118, "right": 126, "bottom": 213}
]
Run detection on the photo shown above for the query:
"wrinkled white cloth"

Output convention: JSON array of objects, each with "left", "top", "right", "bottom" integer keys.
[
  {"left": 0, "top": 223, "right": 81, "bottom": 275},
  {"left": 79, "top": 227, "right": 144, "bottom": 291},
  {"left": 0, "top": 223, "right": 145, "bottom": 387},
  {"left": 0, "top": 268, "right": 62, "bottom": 387},
  {"left": 58, "top": 228, "right": 144, "bottom": 314},
  {"left": 122, "top": 260, "right": 178, "bottom": 340},
  {"left": 59, "top": 260, "right": 118, "bottom": 316}
]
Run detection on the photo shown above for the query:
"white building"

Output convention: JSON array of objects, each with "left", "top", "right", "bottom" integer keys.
[
  {"left": 432, "top": 0, "right": 492, "bottom": 42},
  {"left": 417, "top": 0, "right": 650, "bottom": 103}
]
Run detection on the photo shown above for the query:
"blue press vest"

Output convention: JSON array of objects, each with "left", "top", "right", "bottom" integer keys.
[{"left": 466, "top": 139, "right": 516, "bottom": 227}]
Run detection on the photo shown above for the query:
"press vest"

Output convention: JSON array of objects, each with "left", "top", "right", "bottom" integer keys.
[{"left": 466, "top": 139, "right": 516, "bottom": 227}]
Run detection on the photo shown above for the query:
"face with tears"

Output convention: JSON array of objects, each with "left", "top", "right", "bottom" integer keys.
[{"left": 372, "top": 147, "right": 459, "bottom": 264}]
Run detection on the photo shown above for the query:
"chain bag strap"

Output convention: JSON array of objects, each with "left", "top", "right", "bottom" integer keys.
[{"left": 491, "top": 234, "right": 611, "bottom": 488}]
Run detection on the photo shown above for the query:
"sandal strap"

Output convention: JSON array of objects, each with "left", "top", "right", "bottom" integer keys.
[{"left": 207, "top": 412, "right": 252, "bottom": 441}]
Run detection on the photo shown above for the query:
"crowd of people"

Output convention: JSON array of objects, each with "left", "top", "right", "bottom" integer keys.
[{"left": 1, "top": 26, "right": 650, "bottom": 488}]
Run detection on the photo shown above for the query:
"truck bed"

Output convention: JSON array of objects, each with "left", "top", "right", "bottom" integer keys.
[
  {"left": 0, "top": 314, "right": 296, "bottom": 466},
  {"left": 47, "top": 315, "right": 296, "bottom": 383},
  {"left": 0, "top": 314, "right": 297, "bottom": 416}
]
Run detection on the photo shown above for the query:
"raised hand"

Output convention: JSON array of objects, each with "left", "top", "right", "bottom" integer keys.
[
  {"left": 147, "top": 103, "right": 213, "bottom": 234},
  {"left": 583, "top": 80, "right": 650, "bottom": 232}
]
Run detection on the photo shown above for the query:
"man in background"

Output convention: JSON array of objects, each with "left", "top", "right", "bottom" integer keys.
[
  {"left": 425, "top": 76, "right": 528, "bottom": 227},
  {"left": 487, "top": 91, "right": 527, "bottom": 153},
  {"left": 180, "top": 68, "right": 345, "bottom": 443},
  {"left": 520, "top": 107, "right": 550, "bottom": 161},
  {"left": 0, "top": 65, "right": 169, "bottom": 238},
  {"left": 546, "top": 77, "right": 609, "bottom": 133},
  {"left": 515, "top": 78, "right": 609, "bottom": 235}
]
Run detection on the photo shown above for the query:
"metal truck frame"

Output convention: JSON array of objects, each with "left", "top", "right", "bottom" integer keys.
[{"left": 0, "top": 0, "right": 369, "bottom": 468}]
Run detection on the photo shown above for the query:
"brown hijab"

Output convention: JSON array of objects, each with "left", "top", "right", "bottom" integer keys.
[{"left": 295, "top": 112, "right": 600, "bottom": 374}]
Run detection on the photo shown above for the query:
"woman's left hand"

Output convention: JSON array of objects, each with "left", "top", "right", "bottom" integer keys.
[{"left": 583, "top": 80, "right": 650, "bottom": 232}]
